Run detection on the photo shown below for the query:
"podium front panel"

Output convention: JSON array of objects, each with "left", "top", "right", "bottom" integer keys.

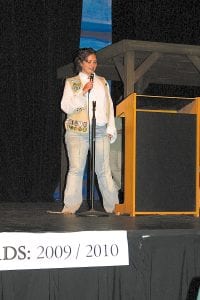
[{"left": 135, "top": 111, "right": 196, "bottom": 212}]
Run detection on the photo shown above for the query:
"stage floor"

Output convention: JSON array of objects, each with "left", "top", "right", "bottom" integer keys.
[
  {"left": 1, "top": 201, "right": 200, "bottom": 234},
  {"left": 1, "top": 201, "right": 200, "bottom": 300}
]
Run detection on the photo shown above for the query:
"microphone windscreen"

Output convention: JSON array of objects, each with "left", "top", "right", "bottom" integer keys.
[{"left": 90, "top": 73, "right": 94, "bottom": 81}]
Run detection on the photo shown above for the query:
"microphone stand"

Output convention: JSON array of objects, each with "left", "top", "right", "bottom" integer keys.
[{"left": 78, "top": 100, "right": 108, "bottom": 217}]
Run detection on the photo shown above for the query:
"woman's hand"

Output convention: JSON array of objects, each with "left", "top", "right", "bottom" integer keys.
[{"left": 83, "top": 81, "right": 93, "bottom": 94}]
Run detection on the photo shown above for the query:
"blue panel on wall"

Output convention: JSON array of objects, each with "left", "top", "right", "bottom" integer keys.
[{"left": 80, "top": 0, "right": 112, "bottom": 50}]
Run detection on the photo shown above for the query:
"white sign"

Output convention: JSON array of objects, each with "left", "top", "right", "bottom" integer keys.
[{"left": 0, "top": 231, "right": 129, "bottom": 270}]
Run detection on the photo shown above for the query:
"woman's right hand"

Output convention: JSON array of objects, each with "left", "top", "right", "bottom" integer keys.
[{"left": 83, "top": 81, "right": 93, "bottom": 94}]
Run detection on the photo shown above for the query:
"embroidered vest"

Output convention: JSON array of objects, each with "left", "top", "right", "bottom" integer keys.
[{"left": 65, "top": 75, "right": 111, "bottom": 133}]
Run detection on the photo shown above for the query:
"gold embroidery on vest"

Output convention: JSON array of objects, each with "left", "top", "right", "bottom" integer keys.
[{"left": 69, "top": 76, "right": 82, "bottom": 94}]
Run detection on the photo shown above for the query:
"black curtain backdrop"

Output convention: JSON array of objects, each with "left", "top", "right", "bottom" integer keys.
[
  {"left": 112, "top": 0, "right": 200, "bottom": 99},
  {"left": 1, "top": 1, "right": 200, "bottom": 203},
  {"left": 112, "top": 0, "right": 200, "bottom": 45},
  {"left": 1, "top": 1, "right": 82, "bottom": 202}
]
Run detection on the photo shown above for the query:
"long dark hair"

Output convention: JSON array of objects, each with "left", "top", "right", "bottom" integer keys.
[{"left": 73, "top": 48, "right": 96, "bottom": 74}]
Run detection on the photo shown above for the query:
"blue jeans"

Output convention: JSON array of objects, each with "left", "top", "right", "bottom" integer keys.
[{"left": 63, "top": 125, "right": 119, "bottom": 213}]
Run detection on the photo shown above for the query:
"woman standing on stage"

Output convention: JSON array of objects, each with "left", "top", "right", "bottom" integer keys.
[{"left": 61, "top": 48, "right": 119, "bottom": 214}]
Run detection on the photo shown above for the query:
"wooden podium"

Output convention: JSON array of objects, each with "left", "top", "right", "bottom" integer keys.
[{"left": 115, "top": 93, "right": 200, "bottom": 216}]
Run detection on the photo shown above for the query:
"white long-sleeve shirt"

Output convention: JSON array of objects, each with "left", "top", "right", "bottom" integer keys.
[{"left": 61, "top": 72, "right": 117, "bottom": 143}]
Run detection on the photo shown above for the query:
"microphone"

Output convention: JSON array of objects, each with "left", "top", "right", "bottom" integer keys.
[
  {"left": 88, "top": 73, "right": 94, "bottom": 93},
  {"left": 89, "top": 73, "right": 94, "bottom": 82}
]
